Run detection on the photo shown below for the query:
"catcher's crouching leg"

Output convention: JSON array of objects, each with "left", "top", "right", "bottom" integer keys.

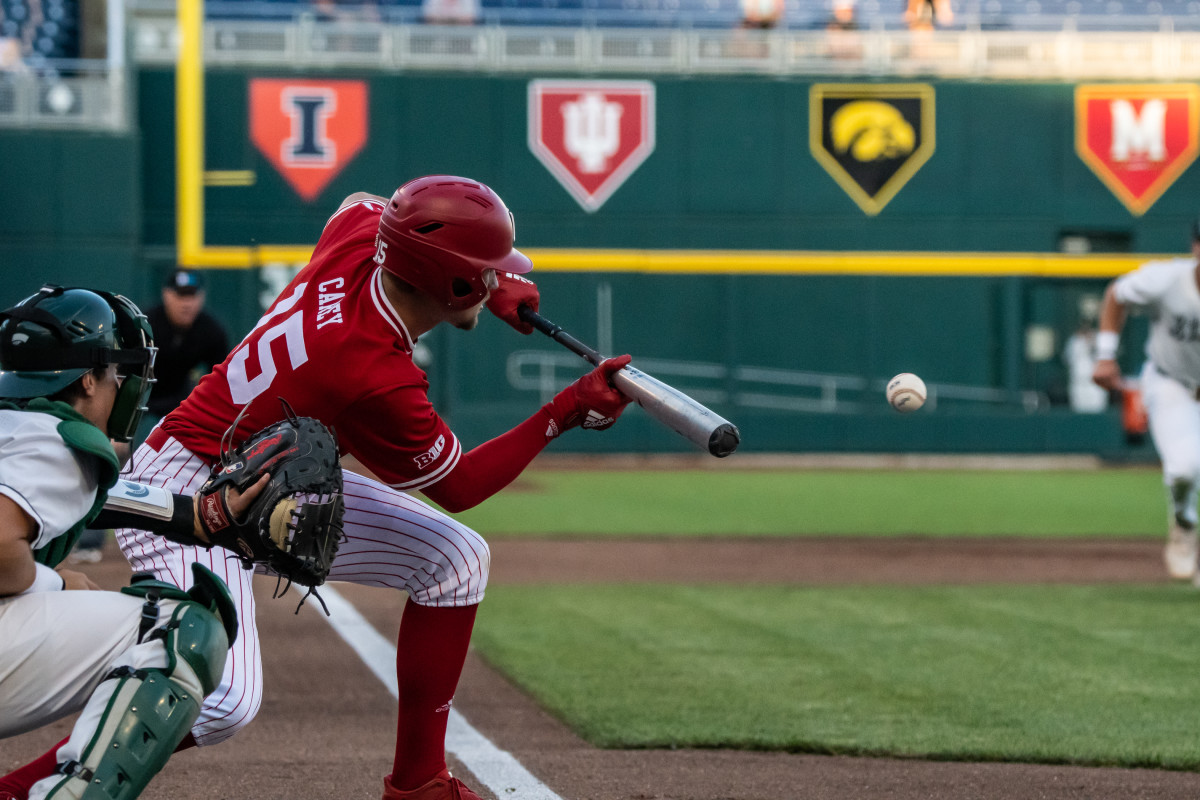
[{"left": 30, "top": 565, "right": 237, "bottom": 800}]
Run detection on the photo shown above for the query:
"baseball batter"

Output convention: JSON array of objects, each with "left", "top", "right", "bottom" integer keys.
[
  {"left": 10, "top": 177, "right": 633, "bottom": 800},
  {"left": 0, "top": 286, "right": 242, "bottom": 800},
  {"left": 1093, "top": 219, "right": 1200, "bottom": 582}
]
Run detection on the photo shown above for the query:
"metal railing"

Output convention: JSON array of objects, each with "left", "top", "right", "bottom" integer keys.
[
  {"left": 507, "top": 350, "right": 1049, "bottom": 414},
  {"left": 128, "top": 14, "right": 1200, "bottom": 79},
  {"left": 0, "top": 64, "right": 128, "bottom": 130}
]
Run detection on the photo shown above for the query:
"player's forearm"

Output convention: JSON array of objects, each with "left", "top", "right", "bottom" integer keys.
[
  {"left": 92, "top": 493, "right": 210, "bottom": 547},
  {"left": 0, "top": 539, "right": 39, "bottom": 596},
  {"left": 1097, "top": 284, "right": 1128, "bottom": 336},
  {"left": 1096, "top": 284, "right": 1127, "bottom": 363},
  {"left": 421, "top": 410, "right": 552, "bottom": 512}
]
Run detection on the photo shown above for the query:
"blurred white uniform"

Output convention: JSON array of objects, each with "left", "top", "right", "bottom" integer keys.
[
  {"left": 1063, "top": 330, "right": 1108, "bottom": 413},
  {"left": 1112, "top": 258, "right": 1200, "bottom": 565}
]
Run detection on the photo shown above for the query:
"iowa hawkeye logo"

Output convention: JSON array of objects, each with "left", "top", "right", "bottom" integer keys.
[
  {"left": 250, "top": 79, "right": 368, "bottom": 203},
  {"left": 528, "top": 80, "right": 655, "bottom": 213},
  {"left": 1076, "top": 84, "right": 1200, "bottom": 216},
  {"left": 810, "top": 84, "right": 935, "bottom": 216}
]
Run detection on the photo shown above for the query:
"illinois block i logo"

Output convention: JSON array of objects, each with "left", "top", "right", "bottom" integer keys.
[
  {"left": 528, "top": 80, "right": 656, "bottom": 213},
  {"left": 249, "top": 78, "right": 368, "bottom": 202}
]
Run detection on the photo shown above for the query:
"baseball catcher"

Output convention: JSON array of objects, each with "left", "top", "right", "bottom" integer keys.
[{"left": 97, "top": 400, "right": 345, "bottom": 598}]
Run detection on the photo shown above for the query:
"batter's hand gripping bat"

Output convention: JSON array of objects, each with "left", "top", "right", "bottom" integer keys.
[{"left": 518, "top": 305, "right": 741, "bottom": 458}]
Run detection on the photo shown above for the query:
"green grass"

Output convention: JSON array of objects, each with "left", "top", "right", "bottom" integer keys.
[
  {"left": 452, "top": 468, "right": 1167, "bottom": 537},
  {"left": 473, "top": 583, "right": 1200, "bottom": 769}
]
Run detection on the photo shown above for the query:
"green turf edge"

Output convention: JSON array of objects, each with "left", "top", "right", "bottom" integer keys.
[
  {"left": 446, "top": 469, "right": 1168, "bottom": 537},
  {"left": 472, "top": 583, "right": 1200, "bottom": 771}
]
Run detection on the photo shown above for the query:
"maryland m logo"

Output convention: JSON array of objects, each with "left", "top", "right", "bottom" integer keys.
[
  {"left": 528, "top": 80, "right": 656, "bottom": 213},
  {"left": 250, "top": 79, "right": 368, "bottom": 203},
  {"left": 810, "top": 84, "right": 935, "bottom": 216},
  {"left": 1076, "top": 84, "right": 1200, "bottom": 216}
]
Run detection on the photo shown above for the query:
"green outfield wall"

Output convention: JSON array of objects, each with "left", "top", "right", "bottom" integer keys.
[
  {"left": 137, "top": 71, "right": 1200, "bottom": 254},
  {"left": 3, "top": 70, "right": 1185, "bottom": 456}
]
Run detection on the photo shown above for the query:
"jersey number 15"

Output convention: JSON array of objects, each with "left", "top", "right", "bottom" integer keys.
[{"left": 227, "top": 282, "right": 310, "bottom": 405}]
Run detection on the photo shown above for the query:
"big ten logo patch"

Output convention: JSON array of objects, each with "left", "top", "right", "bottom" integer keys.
[
  {"left": 414, "top": 435, "right": 446, "bottom": 469},
  {"left": 250, "top": 79, "right": 369, "bottom": 202},
  {"left": 528, "top": 80, "right": 656, "bottom": 213},
  {"left": 810, "top": 83, "right": 935, "bottom": 216},
  {"left": 1075, "top": 84, "right": 1200, "bottom": 216}
]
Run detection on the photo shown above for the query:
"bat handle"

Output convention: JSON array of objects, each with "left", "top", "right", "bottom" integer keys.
[{"left": 519, "top": 305, "right": 602, "bottom": 366}]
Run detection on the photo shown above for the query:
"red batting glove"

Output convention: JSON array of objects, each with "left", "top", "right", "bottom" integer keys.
[
  {"left": 486, "top": 272, "right": 540, "bottom": 334},
  {"left": 542, "top": 355, "right": 633, "bottom": 437}
]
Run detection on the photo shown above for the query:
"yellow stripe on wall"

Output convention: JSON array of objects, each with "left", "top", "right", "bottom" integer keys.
[
  {"left": 178, "top": 245, "right": 1156, "bottom": 277},
  {"left": 522, "top": 249, "right": 1150, "bottom": 278}
]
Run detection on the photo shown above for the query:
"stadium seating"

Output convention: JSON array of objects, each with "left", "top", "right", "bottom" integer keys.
[
  {"left": 0, "top": 0, "right": 81, "bottom": 71},
  {"left": 194, "top": 0, "right": 1200, "bottom": 32}
]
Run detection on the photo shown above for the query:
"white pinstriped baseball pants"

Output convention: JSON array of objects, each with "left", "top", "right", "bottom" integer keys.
[{"left": 115, "top": 432, "right": 490, "bottom": 746}]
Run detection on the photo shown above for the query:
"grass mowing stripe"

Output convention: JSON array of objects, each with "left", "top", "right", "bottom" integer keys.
[
  {"left": 472, "top": 583, "right": 1200, "bottom": 769},
  {"left": 453, "top": 469, "right": 1166, "bottom": 537}
]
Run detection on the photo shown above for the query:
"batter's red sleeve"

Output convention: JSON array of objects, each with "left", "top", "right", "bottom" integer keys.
[{"left": 419, "top": 409, "right": 554, "bottom": 512}]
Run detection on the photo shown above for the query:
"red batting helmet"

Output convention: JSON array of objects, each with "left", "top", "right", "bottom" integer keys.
[{"left": 375, "top": 176, "right": 533, "bottom": 310}]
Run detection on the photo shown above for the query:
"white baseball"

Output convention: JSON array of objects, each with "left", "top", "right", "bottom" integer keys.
[{"left": 886, "top": 373, "right": 927, "bottom": 413}]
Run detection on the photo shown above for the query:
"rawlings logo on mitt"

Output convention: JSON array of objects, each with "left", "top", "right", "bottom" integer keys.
[{"left": 197, "top": 399, "right": 345, "bottom": 592}]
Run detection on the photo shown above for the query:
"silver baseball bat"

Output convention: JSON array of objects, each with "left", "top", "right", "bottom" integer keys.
[{"left": 518, "top": 306, "right": 741, "bottom": 458}]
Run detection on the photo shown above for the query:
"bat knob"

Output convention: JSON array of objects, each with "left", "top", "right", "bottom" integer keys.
[{"left": 708, "top": 423, "right": 741, "bottom": 458}]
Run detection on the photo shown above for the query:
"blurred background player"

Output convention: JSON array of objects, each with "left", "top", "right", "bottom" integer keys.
[
  {"left": 1063, "top": 317, "right": 1109, "bottom": 414},
  {"left": 0, "top": 175, "right": 636, "bottom": 800},
  {"left": 1093, "top": 218, "right": 1200, "bottom": 582},
  {"left": 0, "top": 285, "right": 239, "bottom": 800}
]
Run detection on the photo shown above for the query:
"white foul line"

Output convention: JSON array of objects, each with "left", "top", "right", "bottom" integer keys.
[{"left": 317, "top": 585, "right": 565, "bottom": 800}]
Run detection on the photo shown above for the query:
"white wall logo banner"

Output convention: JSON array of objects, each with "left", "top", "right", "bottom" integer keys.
[{"left": 528, "top": 79, "right": 656, "bottom": 213}]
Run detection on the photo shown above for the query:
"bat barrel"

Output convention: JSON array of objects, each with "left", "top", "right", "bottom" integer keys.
[
  {"left": 613, "top": 367, "right": 741, "bottom": 457},
  {"left": 519, "top": 305, "right": 741, "bottom": 457}
]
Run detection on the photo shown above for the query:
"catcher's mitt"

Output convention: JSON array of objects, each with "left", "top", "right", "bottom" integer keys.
[{"left": 197, "top": 399, "right": 345, "bottom": 593}]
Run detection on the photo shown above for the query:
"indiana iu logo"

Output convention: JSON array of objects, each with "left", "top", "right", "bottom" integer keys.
[
  {"left": 1076, "top": 84, "right": 1200, "bottom": 216},
  {"left": 528, "top": 80, "right": 655, "bottom": 213},
  {"left": 810, "top": 84, "right": 935, "bottom": 216},
  {"left": 250, "top": 79, "right": 368, "bottom": 203}
]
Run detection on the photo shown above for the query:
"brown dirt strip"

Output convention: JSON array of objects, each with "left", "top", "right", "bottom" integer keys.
[
  {"left": 4, "top": 535, "right": 1200, "bottom": 799},
  {"left": 488, "top": 536, "right": 1175, "bottom": 585}
]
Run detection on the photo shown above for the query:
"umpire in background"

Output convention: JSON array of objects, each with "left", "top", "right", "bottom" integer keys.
[{"left": 146, "top": 268, "right": 230, "bottom": 420}]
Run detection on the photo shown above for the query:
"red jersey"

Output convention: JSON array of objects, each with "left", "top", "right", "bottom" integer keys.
[{"left": 162, "top": 200, "right": 460, "bottom": 491}]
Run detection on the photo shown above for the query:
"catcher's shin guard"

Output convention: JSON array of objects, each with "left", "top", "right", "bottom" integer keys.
[{"left": 32, "top": 567, "right": 236, "bottom": 800}]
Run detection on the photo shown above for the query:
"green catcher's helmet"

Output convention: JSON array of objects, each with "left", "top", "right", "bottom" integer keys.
[{"left": 0, "top": 285, "right": 156, "bottom": 442}]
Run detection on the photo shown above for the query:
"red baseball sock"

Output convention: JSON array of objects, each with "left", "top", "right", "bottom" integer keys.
[
  {"left": 0, "top": 736, "right": 67, "bottom": 799},
  {"left": 388, "top": 599, "right": 478, "bottom": 791}
]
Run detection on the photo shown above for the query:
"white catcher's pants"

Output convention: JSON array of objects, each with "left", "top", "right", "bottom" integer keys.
[
  {"left": 116, "top": 431, "right": 490, "bottom": 746},
  {"left": 1140, "top": 361, "right": 1200, "bottom": 527},
  {"left": 0, "top": 590, "right": 153, "bottom": 739}
]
